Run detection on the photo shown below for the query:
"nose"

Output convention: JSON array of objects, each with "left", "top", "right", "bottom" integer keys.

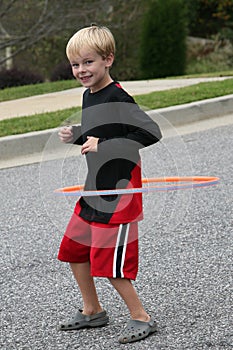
[{"left": 78, "top": 64, "right": 86, "bottom": 73}]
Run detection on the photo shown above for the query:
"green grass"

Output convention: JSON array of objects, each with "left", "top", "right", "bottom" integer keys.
[
  {"left": 0, "top": 107, "right": 81, "bottom": 137},
  {"left": 0, "top": 77, "right": 233, "bottom": 137},
  {"left": 134, "top": 77, "right": 233, "bottom": 109},
  {"left": 166, "top": 70, "right": 233, "bottom": 79},
  {"left": 0, "top": 79, "right": 80, "bottom": 102}
]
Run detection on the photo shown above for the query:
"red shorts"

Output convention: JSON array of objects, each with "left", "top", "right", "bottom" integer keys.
[{"left": 58, "top": 203, "right": 139, "bottom": 280}]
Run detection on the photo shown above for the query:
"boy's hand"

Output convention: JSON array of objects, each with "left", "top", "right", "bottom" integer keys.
[
  {"left": 58, "top": 126, "right": 73, "bottom": 143},
  {"left": 81, "top": 136, "right": 99, "bottom": 154}
]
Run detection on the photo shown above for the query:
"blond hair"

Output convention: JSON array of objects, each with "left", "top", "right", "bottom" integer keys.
[{"left": 66, "top": 25, "right": 116, "bottom": 60}]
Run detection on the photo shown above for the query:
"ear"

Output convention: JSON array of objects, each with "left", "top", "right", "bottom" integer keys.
[{"left": 105, "top": 53, "right": 114, "bottom": 68}]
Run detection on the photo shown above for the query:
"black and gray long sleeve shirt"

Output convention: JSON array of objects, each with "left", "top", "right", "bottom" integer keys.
[{"left": 71, "top": 81, "right": 162, "bottom": 224}]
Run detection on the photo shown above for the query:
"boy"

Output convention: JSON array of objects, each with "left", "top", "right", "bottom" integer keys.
[{"left": 58, "top": 25, "right": 162, "bottom": 344}]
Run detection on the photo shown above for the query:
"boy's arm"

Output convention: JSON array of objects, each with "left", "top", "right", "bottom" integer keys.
[
  {"left": 114, "top": 89, "right": 162, "bottom": 146},
  {"left": 124, "top": 118, "right": 162, "bottom": 147},
  {"left": 98, "top": 104, "right": 162, "bottom": 153},
  {"left": 125, "top": 103, "right": 162, "bottom": 146}
]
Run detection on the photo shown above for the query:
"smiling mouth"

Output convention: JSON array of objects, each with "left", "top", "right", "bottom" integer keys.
[{"left": 80, "top": 76, "right": 92, "bottom": 82}]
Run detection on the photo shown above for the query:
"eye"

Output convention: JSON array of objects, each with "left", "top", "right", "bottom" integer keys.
[
  {"left": 71, "top": 63, "right": 79, "bottom": 68},
  {"left": 85, "top": 60, "right": 93, "bottom": 65}
]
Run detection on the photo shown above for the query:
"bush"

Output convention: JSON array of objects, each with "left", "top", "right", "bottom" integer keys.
[
  {"left": 50, "top": 61, "right": 73, "bottom": 81},
  {"left": 0, "top": 67, "right": 44, "bottom": 89},
  {"left": 140, "top": 0, "right": 188, "bottom": 78},
  {"left": 186, "top": 36, "right": 233, "bottom": 74}
]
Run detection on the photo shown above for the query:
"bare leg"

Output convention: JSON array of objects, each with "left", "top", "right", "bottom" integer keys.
[
  {"left": 70, "top": 262, "right": 103, "bottom": 315},
  {"left": 109, "top": 278, "right": 150, "bottom": 321}
]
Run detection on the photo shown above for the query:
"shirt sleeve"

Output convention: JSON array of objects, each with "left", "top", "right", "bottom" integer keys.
[
  {"left": 123, "top": 103, "right": 162, "bottom": 146},
  {"left": 97, "top": 100, "right": 162, "bottom": 155},
  {"left": 72, "top": 125, "right": 83, "bottom": 145}
]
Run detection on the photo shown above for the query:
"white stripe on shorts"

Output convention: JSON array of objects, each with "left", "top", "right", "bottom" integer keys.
[{"left": 113, "top": 223, "right": 130, "bottom": 278}]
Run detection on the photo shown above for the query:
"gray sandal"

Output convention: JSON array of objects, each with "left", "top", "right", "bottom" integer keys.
[
  {"left": 59, "top": 309, "right": 109, "bottom": 331},
  {"left": 118, "top": 317, "right": 157, "bottom": 344}
]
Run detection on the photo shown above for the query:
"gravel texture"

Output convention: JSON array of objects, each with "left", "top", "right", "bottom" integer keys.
[{"left": 0, "top": 124, "right": 232, "bottom": 350}]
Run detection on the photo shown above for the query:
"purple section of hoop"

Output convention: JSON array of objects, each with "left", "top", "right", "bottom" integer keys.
[{"left": 54, "top": 178, "right": 220, "bottom": 197}]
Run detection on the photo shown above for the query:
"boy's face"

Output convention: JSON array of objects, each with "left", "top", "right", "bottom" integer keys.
[{"left": 69, "top": 47, "right": 114, "bottom": 93}]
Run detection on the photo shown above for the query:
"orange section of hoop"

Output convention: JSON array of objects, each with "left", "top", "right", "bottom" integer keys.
[
  {"left": 56, "top": 176, "right": 220, "bottom": 193},
  {"left": 142, "top": 176, "right": 219, "bottom": 184},
  {"left": 59, "top": 184, "right": 84, "bottom": 192}
]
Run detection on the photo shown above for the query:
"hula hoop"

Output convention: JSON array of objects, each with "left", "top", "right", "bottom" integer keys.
[{"left": 54, "top": 176, "right": 220, "bottom": 197}]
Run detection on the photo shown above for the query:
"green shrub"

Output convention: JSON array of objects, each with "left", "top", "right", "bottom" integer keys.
[
  {"left": 186, "top": 36, "right": 233, "bottom": 74},
  {"left": 140, "top": 0, "right": 188, "bottom": 78}
]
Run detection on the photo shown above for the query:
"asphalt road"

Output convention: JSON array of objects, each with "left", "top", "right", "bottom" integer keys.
[{"left": 0, "top": 121, "right": 232, "bottom": 349}]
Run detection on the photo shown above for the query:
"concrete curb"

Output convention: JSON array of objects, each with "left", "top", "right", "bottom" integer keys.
[
  {"left": 1, "top": 127, "right": 61, "bottom": 160},
  {"left": 1, "top": 94, "right": 233, "bottom": 161},
  {"left": 149, "top": 93, "right": 233, "bottom": 126}
]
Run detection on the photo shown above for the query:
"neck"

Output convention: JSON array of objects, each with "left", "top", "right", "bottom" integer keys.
[{"left": 90, "top": 75, "right": 113, "bottom": 93}]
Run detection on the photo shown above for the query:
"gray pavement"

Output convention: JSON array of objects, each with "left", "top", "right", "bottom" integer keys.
[
  {"left": 0, "top": 121, "right": 232, "bottom": 349},
  {"left": 0, "top": 79, "right": 233, "bottom": 349}
]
